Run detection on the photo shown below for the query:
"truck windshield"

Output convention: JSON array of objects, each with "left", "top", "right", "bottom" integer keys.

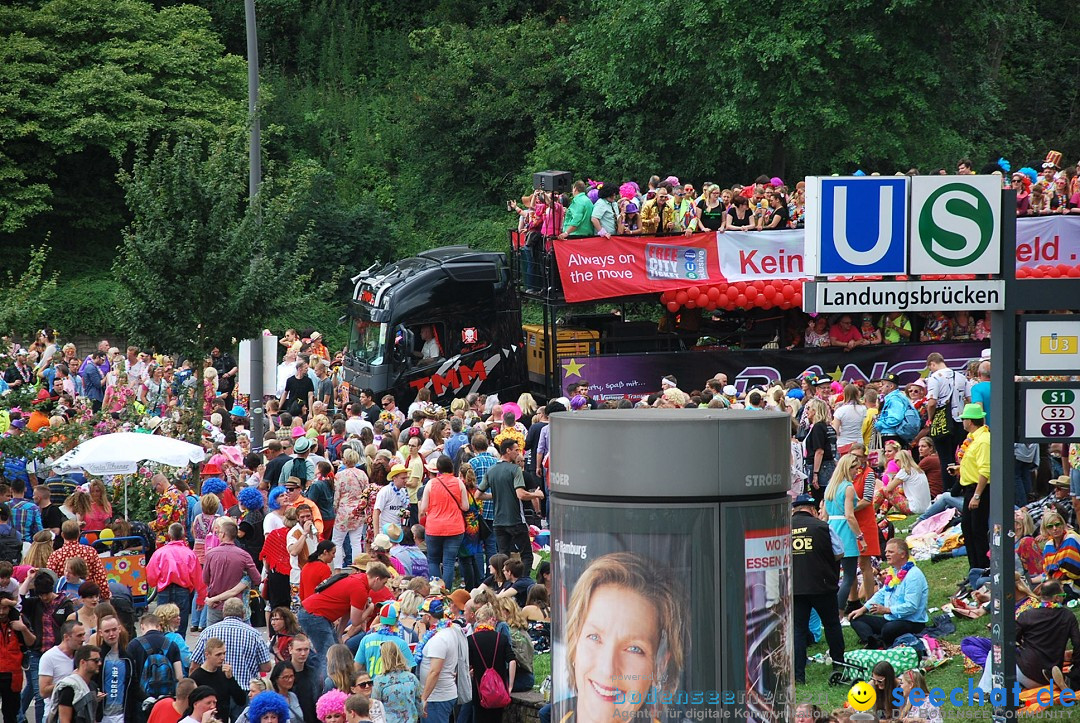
[{"left": 349, "top": 316, "right": 386, "bottom": 365}]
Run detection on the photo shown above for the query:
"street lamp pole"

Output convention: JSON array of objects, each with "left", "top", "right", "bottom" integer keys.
[
  {"left": 244, "top": 0, "right": 261, "bottom": 201},
  {"left": 244, "top": 0, "right": 265, "bottom": 442}
]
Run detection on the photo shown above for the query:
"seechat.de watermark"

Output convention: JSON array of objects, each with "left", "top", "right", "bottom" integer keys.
[{"left": 890, "top": 678, "right": 1077, "bottom": 710}]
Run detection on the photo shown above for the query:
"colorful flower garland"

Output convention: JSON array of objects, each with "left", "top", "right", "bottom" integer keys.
[{"left": 883, "top": 561, "right": 915, "bottom": 591}]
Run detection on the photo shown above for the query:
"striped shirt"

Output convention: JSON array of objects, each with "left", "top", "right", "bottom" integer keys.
[
  {"left": 9, "top": 499, "right": 41, "bottom": 543},
  {"left": 469, "top": 452, "right": 499, "bottom": 520},
  {"left": 190, "top": 616, "right": 272, "bottom": 686}
]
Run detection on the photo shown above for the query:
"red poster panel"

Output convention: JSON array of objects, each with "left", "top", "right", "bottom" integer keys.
[{"left": 552, "top": 233, "right": 720, "bottom": 302}]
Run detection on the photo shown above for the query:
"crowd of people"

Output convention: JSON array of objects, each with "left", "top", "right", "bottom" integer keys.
[
  {"left": 0, "top": 328, "right": 564, "bottom": 723},
  {"left": 3, "top": 312, "right": 1080, "bottom": 721},
  {"left": 793, "top": 310, "right": 989, "bottom": 351},
  {"left": 508, "top": 154, "right": 1080, "bottom": 246}
]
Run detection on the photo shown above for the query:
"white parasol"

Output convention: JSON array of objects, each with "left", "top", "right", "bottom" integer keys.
[{"left": 51, "top": 432, "right": 206, "bottom": 515}]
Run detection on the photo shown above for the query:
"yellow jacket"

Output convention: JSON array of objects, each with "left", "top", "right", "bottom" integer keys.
[{"left": 639, "top": 199, "right": 674, "bottom": 234}]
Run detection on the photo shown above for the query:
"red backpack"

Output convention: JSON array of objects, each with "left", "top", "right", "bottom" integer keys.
[{"left": 472, "top": 631, "right": 511, "bottom": 709}]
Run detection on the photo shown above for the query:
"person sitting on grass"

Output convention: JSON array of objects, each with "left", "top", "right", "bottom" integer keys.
[
  {"left": 848, "top": 538, "right": 928, "bottom": 649},
  {"left": 1040, "top": 510, "right": 1080, "bottom": 599},
  {"left": 978, "top": 580, "right": 1080, "bottom": 692}
]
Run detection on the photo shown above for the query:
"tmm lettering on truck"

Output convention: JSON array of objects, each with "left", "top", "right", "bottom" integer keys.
[
  {"left": 745, "top": 474, "right": 783, "bottom": 487},
  {"left": 409, "top": 360, "right": 488, "bottom": 395}
]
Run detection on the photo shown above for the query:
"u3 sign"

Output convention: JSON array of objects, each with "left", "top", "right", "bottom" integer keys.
[{"left": 804, "top": 175, "right": 1002, "bottom": 276}]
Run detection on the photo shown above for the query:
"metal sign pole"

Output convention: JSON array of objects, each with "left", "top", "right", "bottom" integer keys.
[
  {"left": 249, "top": 337, "right": 265, "bottom": 443},
  {"left": 989, "top": 189, "right": 1017, "bottom": 719}
]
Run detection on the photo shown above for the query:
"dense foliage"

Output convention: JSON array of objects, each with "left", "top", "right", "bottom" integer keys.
[{"left": 3, "top": 0, "right": 1080, "bottom": 342}]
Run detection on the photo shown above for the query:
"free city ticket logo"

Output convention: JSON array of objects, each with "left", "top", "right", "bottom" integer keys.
[{"left": 645, "top": 244, "right": 709, "bottom": 281}]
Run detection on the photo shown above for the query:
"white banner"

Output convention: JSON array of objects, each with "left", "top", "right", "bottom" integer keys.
[
  {"left": 715, "top": 215, "right": 1080, "bottom": 281},
  {"left": 1015, "top": 215, "right": 1080, "bottom": 268},
  {"left": 716, "top": 228, "right": 811, "bottom": 282},
  {"left": 806, "top": 279, "right": 1005, "bottom": 313}
]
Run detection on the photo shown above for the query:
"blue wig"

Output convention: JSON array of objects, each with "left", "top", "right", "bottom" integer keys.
[
  {"left": 268, "top": 485, "right": 287, "bottom": 511},
  {"left": 238, "top": 487, "right": 265, "bottom": 511},
  {"left": 201, "top": 477, "right": 227, "bottom": 496},
  {"left": 248, "top": 691, "right": 290, "bottom": 722}
]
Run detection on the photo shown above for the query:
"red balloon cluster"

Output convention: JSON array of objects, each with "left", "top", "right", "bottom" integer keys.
[
  {"left": 1017, "top": 264, "right": 1080, "bottom": 278},
  {"left": 660, "top": 279, "right": 804, "bottom": 312}
]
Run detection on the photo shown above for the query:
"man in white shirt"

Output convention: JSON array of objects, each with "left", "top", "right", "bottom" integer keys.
[
  {"left": 345, "top": 403, "right": 373, "bottom": 437},
  {"left": 418, "top": 326, "right": 441, "bottom": 364},
  {"left": 276, "top": 350, "right": 299, "bottom": 397},
  {"left": 373, "top": 465, "right": 410, "bottom": 533},
  {"left": 925, "top": 352, "right": 970, "bottom": 483},
  {"left": 417, "top": 599, "right": 461, "bottom": 723},
  {"left": 39, "top": 621, "right": 86, "bottom": 722}
]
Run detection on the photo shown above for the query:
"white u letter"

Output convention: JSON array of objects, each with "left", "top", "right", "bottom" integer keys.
[{"left": 831, "top": 185, "right": 893, "bottom": 265}]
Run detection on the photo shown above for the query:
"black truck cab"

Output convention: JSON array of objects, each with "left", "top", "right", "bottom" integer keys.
[{"left": 341, "top": 246, "right": 526, "bottom": 406}]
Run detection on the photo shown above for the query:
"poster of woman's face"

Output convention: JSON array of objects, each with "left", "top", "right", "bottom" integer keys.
[{"left": 551, "top": 503, "right": 716, "bottom": 723}]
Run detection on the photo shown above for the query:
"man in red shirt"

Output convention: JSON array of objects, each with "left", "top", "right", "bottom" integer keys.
[
  {"left": 298, "top": 562, "right": 391, "bottom": 677},
  {"left": 147, "top": 677, "right": 196, "bottom": 723},
  {"left": 829, "top": 314, "right": 866, "bottom": 352},
  {"left": 299, "top": 540, "right": 336, "bottom": 601}
]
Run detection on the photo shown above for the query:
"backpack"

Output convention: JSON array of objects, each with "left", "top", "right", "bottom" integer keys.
[
  {"left": 2, "top": 455, "right": 28, "bottom": 485},
  {"left": 825, "top": 423, "right": 838, "bottom": 458},
  {"left": 0, "top": 523, "right": 20, "bottom": 564},
  {"left": 314, "top": 571, "right": 352, "bottom": 594},
  {"left": 896, "top": 402, "right": 922, "bottom": 443},
  {"left": 326, "top": 435, "right": 345, "bottom": 463},
  {"left": 473, "top": 631, "right": 511, "bottom": 709},
  {"left": 138, "top": 636, "right": 177, "bottom": 697}
]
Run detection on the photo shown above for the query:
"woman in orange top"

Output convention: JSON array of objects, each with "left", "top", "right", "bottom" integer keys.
[
  {"left": 418, "top": 454, "right": 468, "bottom": 588},
  {"left": 848, "top": 443, "right": 880, "bottom": 610}
]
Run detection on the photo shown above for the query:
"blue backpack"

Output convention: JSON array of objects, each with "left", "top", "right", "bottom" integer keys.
[
  {"left": 2, "top": 455, "right": 28, "bottom": 485},
  {"left": 896, "top": 402, "right": 922, "bottom": 442},
  {"left": 138, "top": 637, "right": 176, "bottom": 698}
]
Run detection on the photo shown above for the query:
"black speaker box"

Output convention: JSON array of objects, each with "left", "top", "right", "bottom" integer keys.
[{"left": 533, "top": 170, "right": 572, "bottom": 194}]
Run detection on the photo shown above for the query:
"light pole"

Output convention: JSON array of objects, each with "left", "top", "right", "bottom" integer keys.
[
  {"left": 244, "top": 0, "right": 261, "bottom": 201},
  {"left": 244, "top": 0, "right": 265, "bottom": 442}
]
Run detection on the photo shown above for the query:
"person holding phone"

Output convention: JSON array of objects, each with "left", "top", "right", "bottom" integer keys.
[{"left": 956, "top": 404, "right": 991, "bottom": 572}]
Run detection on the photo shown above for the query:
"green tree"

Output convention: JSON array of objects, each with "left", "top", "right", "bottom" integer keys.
[
  {"left": 0, "top": 0, "right": 244, "bottom": 233},
  {"left": 113, "top": 131, "right": 313, "bottom": 357},
  {"left": 0, "top": 244, "right": 59, "bottom": 337},
  {"left": 569, "top": 0, "right": 1015, "bottom": 179}
]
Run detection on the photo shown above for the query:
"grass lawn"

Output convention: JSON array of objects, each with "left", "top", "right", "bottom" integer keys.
[
  {"left": 800, "top": 518, "right": 1078, "bottom": 718},
  {"left": 528, "top": 524, "right": 1079, "bottom": 716}
]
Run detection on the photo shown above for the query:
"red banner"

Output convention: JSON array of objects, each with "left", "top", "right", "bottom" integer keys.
[{"left": 552, "top": 233, "right": 721, "bottom": 303}]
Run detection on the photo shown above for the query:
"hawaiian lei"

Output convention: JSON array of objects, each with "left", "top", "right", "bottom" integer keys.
[
  {"left": 414, "top": 618, "right": 452, "bottom": 666},
  {"left": 371, "top": 623, "right": 400, "bottom": 638},
  {"left": 883, "top": 561, "right": 915, "bottom": 591},
  {"left": 474, "top": 622, "right": 496, "bottom": 633}
]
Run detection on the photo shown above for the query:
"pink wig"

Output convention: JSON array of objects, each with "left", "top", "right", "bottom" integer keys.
[{"left": 316, "top": 690, "right": 348, "bottom": 721}]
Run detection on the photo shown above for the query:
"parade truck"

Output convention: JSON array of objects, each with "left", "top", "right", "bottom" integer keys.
[
  {"left": 341, "top": 213, "right": 1080, "bottom": 405},
  {"left": 339, "top": 246, "right": 529, "bottom": 406}
]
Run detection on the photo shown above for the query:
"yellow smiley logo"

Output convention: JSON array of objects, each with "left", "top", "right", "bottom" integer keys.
[{"left": 847, "top": 681, "right": 877, "bottom": 712}]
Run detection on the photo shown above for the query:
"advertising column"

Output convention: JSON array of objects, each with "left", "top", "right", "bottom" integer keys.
[{"left": 549, "top": 409, "right": 793, "bottom": 722}]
